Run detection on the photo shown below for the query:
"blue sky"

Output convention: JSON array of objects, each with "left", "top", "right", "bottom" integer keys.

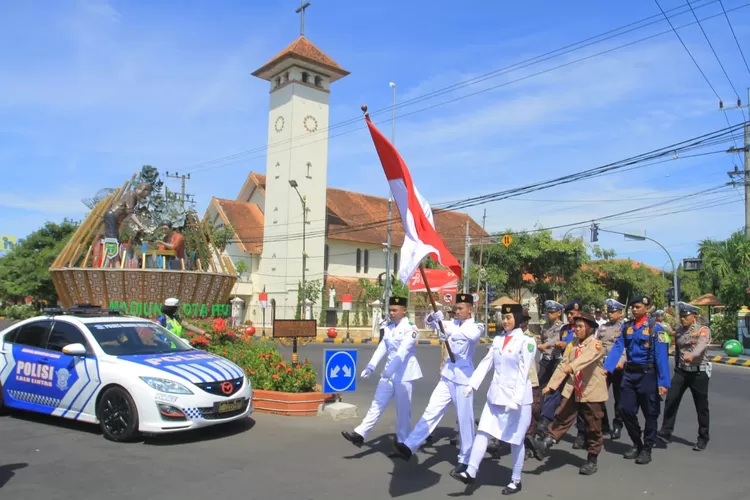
[{"left": 1, "top": 0, "right": 749, "bottom": 270}]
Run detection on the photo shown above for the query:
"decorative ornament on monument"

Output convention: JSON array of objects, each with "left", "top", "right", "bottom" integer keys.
[{"left": 49, "top": 165, "right": 237, "bottom": 317}]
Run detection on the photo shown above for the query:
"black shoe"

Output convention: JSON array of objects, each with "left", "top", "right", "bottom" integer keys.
[
  {"left": 502, "top": 481, "right": 522, "bottom": 495},
  {"left": 572, "top": 434, "right": 586, "bottom": 450},
  {"left": 393, "top": 441, "right": 412, "bottom": 461},
  {"left": 341, "top": 431, "right": 364, "bottom": 447},
  {"left": 635, "top": 448, "right": 652, "bottom": 465},
  {"left": 531, "top": 435, "right": 555, "bottom": 461},
  {"left": 536, "top": 417, "right": 551, "bottom": 437},
  {"left": 425, "top": 433, "right": 434, "bottom": 445},
  {"left": 692, "top": 439, "right": 708, "bottom": 452},
  {"left": 623, "top": 446, "right": 640, "bottom": 460},
  {"left": 452, "top": 463, "right": 468, "bottom": 474},
  {"left": 579, "top": 454, "right": 598, "bottom": 475},
  {"left": 449, "top": 469, "right": 475, "bottom": 485},
  {"left": 611, "top": 425, "right": 622, "bottom": 440},
  {"left": 656, "top": 429, "right": 672, "bottom": 443}
]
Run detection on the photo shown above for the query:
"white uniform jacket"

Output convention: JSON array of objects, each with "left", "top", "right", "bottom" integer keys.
[
  {"left": 366, "top": 317, "right": 423, "bottom": 383},
  {"left": 426, "top": 315, "right": 481, "bottom": 386},
  {"left": 468, "top": 328, "right": 535, "bottom": 407}
]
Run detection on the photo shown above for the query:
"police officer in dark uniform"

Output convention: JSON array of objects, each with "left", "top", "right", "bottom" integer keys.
[
  {"left": 658, "top": 302, "right": 711, "bottom": 451},
  {"left": 535, "top": 300, "right": 565, "bottom": 434},
  {"left": 603, "top": 295, "right": 670, "bottom": 464},
  {"left": 540, "top": 299, "right": 587, "bottom": 449},
  {"left": 596, "top": 298, "right": 626, "bottom": 439}
]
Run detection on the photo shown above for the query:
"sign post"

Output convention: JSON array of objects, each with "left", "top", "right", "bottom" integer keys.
[
  {"left": 273, "top": 319, "right": 316, "bottom": 367},
  {"left": 323, "top": 349, "right": 358, "bottom": 396},
  {"left": 258, "top": 291, "right": 268, "bottom": 337},
  {"left": 342, "top": 293, "right": 352, "bottom": 341}
]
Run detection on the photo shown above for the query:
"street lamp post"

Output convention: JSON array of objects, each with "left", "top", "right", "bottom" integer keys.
[
  {"left": 289, "top": 179, "right": 306, "bottom": 366},
  {"left": 600, "top": 228, "right": 680, "bottom": 318}
]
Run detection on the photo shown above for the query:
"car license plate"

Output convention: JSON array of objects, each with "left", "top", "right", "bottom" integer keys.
[{"left": 217, "top": 399, "right": 244, "bottom": 413}]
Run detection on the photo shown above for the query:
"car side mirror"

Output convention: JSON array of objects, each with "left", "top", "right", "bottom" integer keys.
[{"left": 62, "top": 343, "right": 87, "bottom": 356}]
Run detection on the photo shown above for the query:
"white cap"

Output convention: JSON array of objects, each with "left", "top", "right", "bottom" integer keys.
[{"left": 164, "top": 297, "right": 179, "bottom": 307}]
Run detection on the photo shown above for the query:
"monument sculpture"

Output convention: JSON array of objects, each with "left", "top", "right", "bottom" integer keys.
[{"left": 49, "top": 166, "right": 237, "bottom": 317}]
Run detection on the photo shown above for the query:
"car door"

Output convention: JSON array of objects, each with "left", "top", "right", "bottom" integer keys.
[
  {"left": 44, "top": 320, "right": 101, "bottom": 419},
  {"left": 3, "top": 320, "right": 55, "bottom": 413}
]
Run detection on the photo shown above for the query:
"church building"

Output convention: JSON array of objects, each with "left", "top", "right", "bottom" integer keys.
[{"left": 204, "top": 33, "right": 487, "bottom": 324}]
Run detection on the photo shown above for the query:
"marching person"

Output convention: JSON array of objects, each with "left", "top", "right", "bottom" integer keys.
[
  {"left": 597, "top": 298, "right": 627, "bottom": 439},
  {"left": 450, "top": 303, "right": 536, "bottom": 496},
  {"left": 342, "top": 295, "right": 422, "bottom": 448},
  {"left": 535, "top": 300, "right": 564, "bottom": 431},
  {"left": 530, "top": 312, "right": 607, "bottom": 475},
  {"left": 394, "top": 293, "right": 481, "bottom": 474},
  {"left": 603, "top": 295, "right": 670, "bottom": 465},
  {"left": 541, "top": 299, "right": 587, "bottom": 449},
  {"left": 658, "top": 302, "right": 711, "bottom": 451}
]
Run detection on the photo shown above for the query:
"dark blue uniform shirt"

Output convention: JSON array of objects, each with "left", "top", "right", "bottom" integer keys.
[{"left": 604, "top": 318, "right": 671, "bottom": 388}]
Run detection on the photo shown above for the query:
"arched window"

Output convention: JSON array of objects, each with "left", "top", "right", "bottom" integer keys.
[
  {"left": 301, "top": 71, "right": 309, "bottom": 84},
  {"left": 324, "top": 244, "right": 329, "bottom": 271},
  {"left": 393, "top": 252, "right": 399, "bottom": 273},
  {"left": 364, "top": 250, "right": 369, "bottom": 273},
  {"left": 314, "top": 75, "right": 323, "bottom": 87},
  {"left": 306, "top": 162, "right": 312, "bottom": 178},
  {"left": 356, "top": 249, "right": 361, "bottom": 273}
]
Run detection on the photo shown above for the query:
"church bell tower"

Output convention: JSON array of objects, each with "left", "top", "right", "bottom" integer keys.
[{"left": 251, "top": 6, "right": 349, "bottom": 319}]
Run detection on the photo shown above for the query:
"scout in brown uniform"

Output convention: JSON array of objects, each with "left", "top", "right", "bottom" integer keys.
[
  {"left": 596, "top": 298, "right": 626, "bottom": 439},
  {"left": 531, "top": 312, "right": 607, "bottom": 476},
  {"left": 658, "top": 302, "right": 711, "bottom": 451}
]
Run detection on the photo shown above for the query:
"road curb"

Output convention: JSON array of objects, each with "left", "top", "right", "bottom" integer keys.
[
  {"left": 708, "top": 355, "right": 750, "bottom": 367},
  {"left": 252, "top": 337, "right": 493, "bottom": 345}
]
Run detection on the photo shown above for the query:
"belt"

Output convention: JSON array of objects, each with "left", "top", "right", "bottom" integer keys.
[
  {"left": 541, "top": 354, "right": 561, "bottom": 361},
  {"left": 679, "top": 364, "right": 707, "bottom": 372},
  {"left": 625, "top": 363, "right": 655, "bottom": 373}
]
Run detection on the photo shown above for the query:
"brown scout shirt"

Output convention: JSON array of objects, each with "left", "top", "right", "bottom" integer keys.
[
  {"left": 546, "top": 334, "right": 608, "bottom": 403},
  {"left": 539, "top": 320, "right": 563, "bottom": 357},
  {"left": 675, "top": 323, "right": 712, "bottom": 367}
]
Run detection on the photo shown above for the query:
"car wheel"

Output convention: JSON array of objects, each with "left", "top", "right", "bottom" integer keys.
[{"left": 97, "top": 386, "right": 140, "bottom": 442}]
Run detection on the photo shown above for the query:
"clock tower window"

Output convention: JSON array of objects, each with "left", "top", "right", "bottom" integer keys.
[{"left": 306, "top": 162, "right": 312, "bottom": 178}]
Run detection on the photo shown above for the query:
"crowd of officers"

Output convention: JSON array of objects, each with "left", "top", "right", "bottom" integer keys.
[{"left": 340, "top": 293, "right": 712, "bottom": 495}]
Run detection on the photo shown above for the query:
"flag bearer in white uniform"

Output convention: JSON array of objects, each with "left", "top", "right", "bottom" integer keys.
[
  {"left": 342, "top": 295, "right": 423, "bottom": 447},
  {"left": 451, "top": 303, "right": 536, "bottom": 496},
  {"left": 393, "top": 293, "right": 482, "bottom": 475}
]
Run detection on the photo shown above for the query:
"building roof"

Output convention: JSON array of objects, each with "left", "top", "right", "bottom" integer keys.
[
  {"left": 210, "top": 198, "right": 265, "bottom": 254},
  {"left": 252, "top": 36, "right": 349, "bottom": 82},
  {"left": 234, "top": 172, "right": 488, "bottom": 256}
]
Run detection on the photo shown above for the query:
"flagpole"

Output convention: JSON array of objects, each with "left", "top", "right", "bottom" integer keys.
[{"left": 419, "top": 263, "right": 456, "bottom": 363}]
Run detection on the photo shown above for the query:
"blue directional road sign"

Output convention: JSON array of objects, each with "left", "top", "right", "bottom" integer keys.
[{"left": 323, "top": 349, "right": 358, "bottom": 394}]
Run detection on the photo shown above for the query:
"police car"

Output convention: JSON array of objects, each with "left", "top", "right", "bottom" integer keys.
[{"left": 0, "top": 305, "right": 253, "bottom": 442}]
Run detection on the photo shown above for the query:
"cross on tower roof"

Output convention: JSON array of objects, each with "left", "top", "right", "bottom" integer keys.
[{"left": 295, "top": 0, "right": 311, "bottom": 36}]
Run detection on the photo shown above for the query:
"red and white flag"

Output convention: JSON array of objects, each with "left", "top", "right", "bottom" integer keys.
[{"left": 364, "top": 113, "right": 463, "bottom": 282}]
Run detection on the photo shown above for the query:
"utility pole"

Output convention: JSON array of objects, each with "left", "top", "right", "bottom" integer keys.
[
  {"left": 165, "top": 171, "right": 193, "bottom": 208},
  {"left": 477, "top": 208, "right": 486, "bottom": 291},
  {"left": 463, "top": 221, "right": 470, "bottom": 294},
  {"left": 721, "top": 88, "right": 749, "bottom": 239},
  {"left": 384, "top": 82, "right": 396, "bottom": 316}
]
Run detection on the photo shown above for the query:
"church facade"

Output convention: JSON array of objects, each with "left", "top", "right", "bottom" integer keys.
[{"left": 204, "top": 35, "right": 487, "bottom": 324}]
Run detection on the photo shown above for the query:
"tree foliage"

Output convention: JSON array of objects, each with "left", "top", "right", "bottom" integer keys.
[{"left": 0, "top": 219, "right": 79, "bottom": 303}]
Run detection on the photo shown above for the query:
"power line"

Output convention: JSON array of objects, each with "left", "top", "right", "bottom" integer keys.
[
  {"left": 685, "top": 0, "right": 743, "bottom": 99},
  {"left": 654, "top": 0, "right": 721, "bottom": 99},
  {"left": 719, "top": 0, "right": 750, "bottom": 75},
  {"left": 181, "top": 0, "right": 750, "bottom": 175}
]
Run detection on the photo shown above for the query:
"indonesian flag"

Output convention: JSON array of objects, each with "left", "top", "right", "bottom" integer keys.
[{"left": 364, "top": 113, "right": 463, "bottom": 282}]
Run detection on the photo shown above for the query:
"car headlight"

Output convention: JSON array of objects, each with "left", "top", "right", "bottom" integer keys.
[{"left": 139, "top": 377, "right": 193, "bottom": 394}]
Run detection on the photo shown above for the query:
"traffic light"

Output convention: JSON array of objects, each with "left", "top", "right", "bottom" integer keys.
[
  {"left": 590, "top": 223, "right": 599, "bottom": 242},
  {"left": 487, "top": 285, "right": 497, "bottom": 304},
  {"left": 666, "top": 287, "right": 674, "bottom": 304}
]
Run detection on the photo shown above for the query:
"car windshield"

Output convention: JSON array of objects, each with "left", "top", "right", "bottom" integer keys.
[{"left": 87, "top": 321, "right": 194, "bottom": 356}]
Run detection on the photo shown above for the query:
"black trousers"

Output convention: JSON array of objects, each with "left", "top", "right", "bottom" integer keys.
[
  {"left": 661, "top": 368, "right": 710, "bottom": 441},
  {"left": 603, "top": 369, "right": 624, "bottom": 431},
  {"left": 538, "top": 357, "right": 559, "bottom": 388},
  {"left": 621, "top": 369, "right": 661, "bottom": 449}
]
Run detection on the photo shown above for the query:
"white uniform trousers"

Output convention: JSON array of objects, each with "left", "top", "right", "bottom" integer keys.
[
  {"left": 354, "top": 378, "right": 413, "bottom": 442},
  {"left": 403, "top": 376, "right": 475, "bottom": 464}
]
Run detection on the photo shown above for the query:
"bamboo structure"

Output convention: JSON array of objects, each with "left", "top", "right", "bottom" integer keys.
[{"left": 49, "top": 171, "right": 237, "bottom": 314}]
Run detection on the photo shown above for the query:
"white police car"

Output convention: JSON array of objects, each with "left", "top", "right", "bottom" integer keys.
[{"left": 0, "top": 306, "right": 253, "bottom": 442}]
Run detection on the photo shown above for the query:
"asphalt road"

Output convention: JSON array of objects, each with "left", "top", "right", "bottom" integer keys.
[{"left": 2, "top": 342, "right": 749, "bottom": 500}]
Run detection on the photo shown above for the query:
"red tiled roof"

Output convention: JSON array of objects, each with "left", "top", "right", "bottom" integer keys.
[
  {"left": 244, "top": 172, "right": 487, "bottom": 256},
  {"left": 211, "top": 198, "right": 264, "bottom": 254},
  {"left": 252, "top": 36, "right": 349, "bottom": 80}
]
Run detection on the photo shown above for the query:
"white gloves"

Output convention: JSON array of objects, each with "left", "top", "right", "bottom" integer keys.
[
  {"left": 461, "top": 386, "right": 473, "bottom": 398},
  {"left": 378, "top": 317, "right": 389, "bottom": 329},
  {"left": 506, "top": 401, "right": 519, "bottom": 411},
  {"left": 427, "top": 310, "right": 445, "bottom": 323},
  {"left": 477, "top": 323, "right": 486, "bottom": 336},
  {"left": 361, "top": 367, "right": 373, "bottom": 378},
  {"left": 438, "top": 329, "right": 449, "bottom": 341}
]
